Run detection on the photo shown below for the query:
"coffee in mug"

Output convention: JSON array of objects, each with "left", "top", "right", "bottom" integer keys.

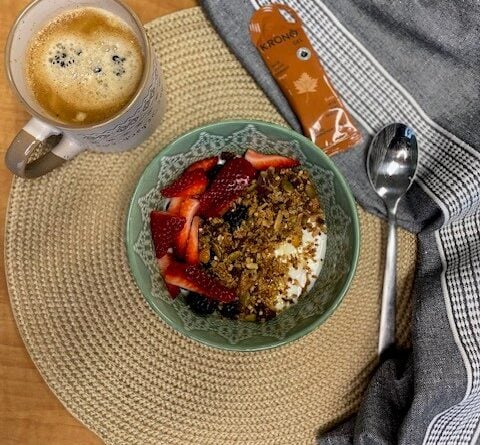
[
  {"left": 26, "top": 7, "right": 144, "bottom": 126},
  {"left": 5, "top": 0, "right": 166, "bottom": 179}
]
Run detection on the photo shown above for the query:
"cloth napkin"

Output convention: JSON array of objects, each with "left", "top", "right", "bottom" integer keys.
[{"left": 200, "top": 1, "right": 480, "bottom": 443}]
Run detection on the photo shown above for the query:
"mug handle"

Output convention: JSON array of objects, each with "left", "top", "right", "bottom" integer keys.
[{"left": 5, "top": 118, "right": 84, "bottom": 178}]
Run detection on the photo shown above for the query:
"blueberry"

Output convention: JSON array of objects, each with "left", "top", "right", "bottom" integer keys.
[
  {"left": 206, "top": 164, "right": 223, "bottom": 181},
  {"left": 220, "top": 151, "right": 236, "bottom": 162},
  {"left": 186, "top": 292, "right": 217, "bottom": 316},
  {"left": 223, "top": 205, "right": 248, "bottom": 230},
  {"left": 219, "top": 301, "right": 240, "bottom": 319},
  {"left": 93, "top": 67, "right": 102, "bottom": 73}
]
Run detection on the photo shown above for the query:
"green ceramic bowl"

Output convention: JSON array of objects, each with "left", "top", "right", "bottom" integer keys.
[{"left": 126, "top": 120, "right": 359, "bottom": 351}]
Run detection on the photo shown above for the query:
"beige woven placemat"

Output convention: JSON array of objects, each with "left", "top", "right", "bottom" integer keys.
[{"left": 5, "top": 7, "right": 417, "bottom": 445}]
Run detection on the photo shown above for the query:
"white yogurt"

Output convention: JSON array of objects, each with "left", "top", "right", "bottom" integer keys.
[{"left": 273, "top": 229, "right": 327, "bottom": 311}]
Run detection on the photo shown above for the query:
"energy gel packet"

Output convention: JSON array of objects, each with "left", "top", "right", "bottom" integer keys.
[{"left": 250, "top": 4, "right": 362, "bottom": 156}]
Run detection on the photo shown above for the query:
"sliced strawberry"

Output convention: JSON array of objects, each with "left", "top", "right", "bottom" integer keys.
[
  {"left": 158, "top": 253, "right": 175, "bottom": 274},
  {"left": 157, "top": 254, "right": 180, "bottom": 298},
  {"left": 167, "top": 197, "right": 184, "bottom": 215},
  {"left": 161, "top": 169, "right": 208, "bottom": 198},
  {"left": 244, "top": 149, "right": 300, "bottom": 170},
  {"left": 166, "top": 283, "right": 180, "bottom": 299},
  {"left": 198, "top": 157, "right": 257, "bottom": 217},
  {"left": 150, "top": 211, "right": 185, "bottom": 259},
  {"left": 165, "top": 262, "right": 236, "bottom": 303},
  {"left": 185, "top": 156, "right": 219, "bottom": 173},
  {"left": 185, "top": 216, "right": 200, "bottom": 265},
  {"left": 175, "top": 198, "right": 200, "bottom": 258}
]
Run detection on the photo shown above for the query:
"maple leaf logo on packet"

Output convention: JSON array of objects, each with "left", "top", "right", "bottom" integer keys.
[{"left": 293, "top": 72, "right": 318, "bottom": 94}]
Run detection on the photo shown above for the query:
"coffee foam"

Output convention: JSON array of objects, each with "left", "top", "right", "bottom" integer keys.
[{"left": 26, "top": 7, "right": 144, "bottom": 125}]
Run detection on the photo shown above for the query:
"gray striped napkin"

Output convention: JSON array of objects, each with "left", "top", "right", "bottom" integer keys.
[{"left": 200, "top": 1, "right": 480, "bottom": 443}]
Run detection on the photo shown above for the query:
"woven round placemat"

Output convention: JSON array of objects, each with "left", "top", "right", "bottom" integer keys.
[{"left": 5, "top": 8, "right": 417, "bottom": 445}]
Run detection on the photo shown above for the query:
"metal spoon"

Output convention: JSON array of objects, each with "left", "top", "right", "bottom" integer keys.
[{"left": 367, "top": 123, "right": 418, "bottom": 356}]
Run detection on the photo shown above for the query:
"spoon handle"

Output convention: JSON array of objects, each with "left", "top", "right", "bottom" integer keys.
[{"left": 378, "top": 211, "right": 397, "bottom": 356}]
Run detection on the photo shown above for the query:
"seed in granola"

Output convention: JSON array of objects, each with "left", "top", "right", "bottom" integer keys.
[
  {"left": 274, "top": 212, "right": 283, "bottom": 232},
  {"left": 292, "top": 233, "right": 302, "bottom": 247},
  {"left": 305, "top": 184, "right": 317, "bottom": 199},
  {"left": 281, "top": 177, "right": 294, "bottom": 193},
  {"left": 212, "top": 242, "right": 222, "bottom": 259},
  {"left": 227, "top": 251, "right": 242, "bottom": 262},
  {"left": 199, "top": 247, "right": 211, "bottom": 264},
  {"left": 239, "top": 293, "right": 250, "bottom": 307}
]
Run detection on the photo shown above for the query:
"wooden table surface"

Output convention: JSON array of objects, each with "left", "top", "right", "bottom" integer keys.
[{"left": 0, "top": 1, "right": 197, "bottom": 443}]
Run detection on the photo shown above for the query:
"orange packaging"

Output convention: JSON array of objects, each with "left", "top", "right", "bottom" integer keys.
[{"left": 250, "top": 4, "right": 362, "bottom": 156}]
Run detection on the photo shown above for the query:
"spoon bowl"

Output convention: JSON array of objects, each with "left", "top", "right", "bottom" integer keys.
[{"left": 367, "top": 124, "right": 418, "bottom": 209}]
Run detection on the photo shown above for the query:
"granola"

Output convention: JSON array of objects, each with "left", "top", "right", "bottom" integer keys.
[{"left": 199, "top": 166, "right": 327, "bottom": 321}]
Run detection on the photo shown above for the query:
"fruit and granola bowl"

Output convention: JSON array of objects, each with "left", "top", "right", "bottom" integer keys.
[
  {"left": 126, "top": 120, "right": 359, "bottom": 351},
  {"left": 151, "top": 149, "right": 327, "bottom": 322}
]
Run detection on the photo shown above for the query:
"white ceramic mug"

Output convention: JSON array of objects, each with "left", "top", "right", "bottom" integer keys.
[{"left": 5, "top": 0, "right": 165, "bottom": 178}]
